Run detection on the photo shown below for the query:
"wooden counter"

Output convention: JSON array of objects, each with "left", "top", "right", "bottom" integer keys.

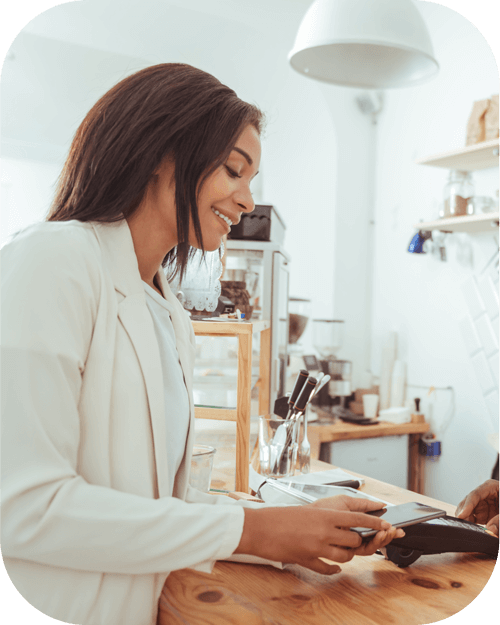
[
  {"left": 308, "top": 419, "right": 430, "bottom": 494},
  {"left": 158, "top": 459, "right": 497, "bottom": 624}
]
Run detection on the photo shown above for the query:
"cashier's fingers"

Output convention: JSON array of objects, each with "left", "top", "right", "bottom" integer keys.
[
  {"left": 486, "top": 514, "right": 499, "bottom": 537},
  {"left": 456, "top": 479, "right": 499, "bottom": 522}
]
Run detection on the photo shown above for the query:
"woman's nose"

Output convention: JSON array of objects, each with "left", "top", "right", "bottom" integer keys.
[{"left": 235, "top": 184, "right": 255, "bottom": 214}]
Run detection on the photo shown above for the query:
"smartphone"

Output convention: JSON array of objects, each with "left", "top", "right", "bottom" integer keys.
[{"left": 351, "top": 502, "right": 447, "bottom": 539}]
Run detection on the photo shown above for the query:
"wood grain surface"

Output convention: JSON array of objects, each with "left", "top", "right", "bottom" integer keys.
[{"left": 158, "top": 459, "right": 497, "bottom": 624}]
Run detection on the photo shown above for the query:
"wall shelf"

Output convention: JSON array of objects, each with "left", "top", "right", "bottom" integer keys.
[
  {"left": 415, "top": 139, "right": 499, "bottom": 171},
  {"left": 413, "top": 212, "right": 499, "bottom": 234}
]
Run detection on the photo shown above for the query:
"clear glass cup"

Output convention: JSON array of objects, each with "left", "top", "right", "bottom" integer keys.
[
  {"left": 189, "top": 445, "right": 217, "bottom": 492},
  {"left": 258, "top": 415, "right": 299, "bottom": 478}
]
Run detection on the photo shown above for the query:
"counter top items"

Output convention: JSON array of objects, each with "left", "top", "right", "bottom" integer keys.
[
  {"left": 227, "top": 204, "right": 286, "bottom": 244},
  {"left": 362, "top": 393, "right": 379, "bottom": 418},
  {"left": 299, "top": 405, "right": 311, "bottom": 473},
  {"left": 348, "top": 385, "right": 380, "bottom": 415},
  {"left": 258, "top": 415, "right": 299, "bottom": 478},
  {"left": 378, "top": 406, "right": 412, "bottom": 424},
  {"left": 160, "top": 459, "right": 496, "bottom": 625},
  {"left": 219, "top": 280, "right": 253, "bottom": 319},
  {"left": 256, "top": 478, "right": 388, "bottom": 507},
  {"left": 335, "top": 407, "right": 379, "bottom": 425},
  {"left": 249, "top": 464, "right": 371, "bottom": 504},
  {"left": 189, "top": 445, "right": 216, "bottom": 493}
]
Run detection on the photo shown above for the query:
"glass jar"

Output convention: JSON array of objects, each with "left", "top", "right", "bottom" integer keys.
[
  {"left": 442, "top": 170, "right": 475, "bottom": 217},
  {"left": 168, "top": 243, "right": 223, "bottom": 313}
]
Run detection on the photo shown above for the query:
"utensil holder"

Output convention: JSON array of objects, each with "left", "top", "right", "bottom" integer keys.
[{"left": 258, "top": 414, "right": 299, "bottom": 478}]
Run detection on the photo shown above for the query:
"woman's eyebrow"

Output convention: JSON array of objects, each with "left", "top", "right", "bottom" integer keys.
[{"left": 231, "top": 147, "right": 253, "bottom": 165}]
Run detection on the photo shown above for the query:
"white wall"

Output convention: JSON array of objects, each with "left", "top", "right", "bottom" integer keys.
[
  {"left": 260, "top": 68, "right": 337, "bottom": 353},
  {"left": 0, "top": 156, "right": 62, "bottom": 247},
  {"left": 371, "top": 1, "right": 499, "bottom": 505}
]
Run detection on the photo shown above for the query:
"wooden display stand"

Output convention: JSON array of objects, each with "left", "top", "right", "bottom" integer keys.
[{"left": 192, "top": 319, "right": 271, "bottom": 492}]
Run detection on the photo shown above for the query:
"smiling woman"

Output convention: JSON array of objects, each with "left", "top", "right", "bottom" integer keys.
[
  {"left": 1, "top": 63, "right": 402, "bottom": 625},
  {"left": 47, "top": 63, "right": 264, "bottom": 283}
]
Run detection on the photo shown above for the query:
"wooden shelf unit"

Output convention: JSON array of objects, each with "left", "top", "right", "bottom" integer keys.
[
  {"left": 415, "top": 138, "right": 499, "bottom": 171},
  {"left": 413, "top": 212, "right": 499, "bottom": 234},
  {"left": 192, "top": 319, "right": 271, "bottom": 492},
  {"left": 414, "top": 139, "right": 499, "bottom": 233}
]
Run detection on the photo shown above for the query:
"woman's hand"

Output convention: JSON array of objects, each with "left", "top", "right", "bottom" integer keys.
[
  {"left": 456, "top": 479, "right": 499, "bottom": 536},
  {"left": 235, "top": 495, "right": 405, "bottom": 575},
  {"left": 308, "top": 495, "right": 405, "bottom": 557}
]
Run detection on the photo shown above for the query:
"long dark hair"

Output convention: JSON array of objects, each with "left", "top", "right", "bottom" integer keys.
[{"left": 47, "top": 63, "right": 264, "bottom": 280}]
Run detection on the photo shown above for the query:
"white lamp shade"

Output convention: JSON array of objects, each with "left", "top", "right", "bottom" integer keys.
[{"left": 288, "top": 0, "right": 439, "bottom": 88}]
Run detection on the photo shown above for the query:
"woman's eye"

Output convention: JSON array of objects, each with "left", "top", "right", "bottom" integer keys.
[{"left": 225, "top": 165, "right": 241, "bottom": 179}]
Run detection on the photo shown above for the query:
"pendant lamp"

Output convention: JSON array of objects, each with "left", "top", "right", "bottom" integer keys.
[{"left": 288, "top": 0, "right": 439, "bottom": 88}]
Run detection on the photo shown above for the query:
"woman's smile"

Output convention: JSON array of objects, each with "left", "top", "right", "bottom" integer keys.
[
  {"left": 211, "top": 207, "right": 234, "bottom": 229},
  {"left": 193, "top": 123, "right": 261, "bottom": 251}
]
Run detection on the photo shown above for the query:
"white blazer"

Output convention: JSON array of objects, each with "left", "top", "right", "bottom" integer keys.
[{"left": 1, "top": 219, "right": 276, "bottom": 625}]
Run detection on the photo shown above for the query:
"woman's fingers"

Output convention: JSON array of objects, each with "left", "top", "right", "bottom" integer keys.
[
  {"left": 306, "top": 558, "right": 342, "bottom": 575},
  {"left": 338, "top": 496, "right": 387, "bottom": 513},
  {"left": 353, "top": 528, "right": 405, "bottom": 556},
  {"left": 331, "top": 509, "right": 393, "bottom": 531}
]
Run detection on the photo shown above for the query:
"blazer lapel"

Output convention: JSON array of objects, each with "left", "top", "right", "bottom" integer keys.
[{"left": 91, "top": 220, "right": 171, "bottom": 498}]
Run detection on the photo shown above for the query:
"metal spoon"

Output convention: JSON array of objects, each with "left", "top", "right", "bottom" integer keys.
[{"left": 299, "top": 407, "right": 311, "bottom": 474}]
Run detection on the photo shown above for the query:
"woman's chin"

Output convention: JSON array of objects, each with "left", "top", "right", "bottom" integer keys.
[{"left": 189, "top": 237, "right": 224, "bottom": 252}]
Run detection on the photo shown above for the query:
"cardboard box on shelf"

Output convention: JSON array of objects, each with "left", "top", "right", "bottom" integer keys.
[
  {"left": 465, "top": 95, "right": 499, "bottom": 146},
  {"left": 485, "top": 94, "right": 499, "bottom": 141},
  {"left": 466, "top": 98, "right": 490, "bottom": 146}
]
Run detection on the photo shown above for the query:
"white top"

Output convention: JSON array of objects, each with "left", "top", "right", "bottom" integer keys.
[{"left": 143, "top": 281, "right": 190, "bottom": 494}]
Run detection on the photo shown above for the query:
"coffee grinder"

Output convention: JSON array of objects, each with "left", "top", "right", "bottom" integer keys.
[{"left": 311, "top": 319, "right": 352, "bottom": 415}]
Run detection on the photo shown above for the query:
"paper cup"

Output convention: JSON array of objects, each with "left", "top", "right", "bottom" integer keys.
[{"left": 362, "top": 394, "right": 379, "bottom": 418}]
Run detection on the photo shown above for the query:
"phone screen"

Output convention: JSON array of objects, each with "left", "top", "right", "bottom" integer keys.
[{"left": 351, "top": 502, "right": 447, "bottom": 538}]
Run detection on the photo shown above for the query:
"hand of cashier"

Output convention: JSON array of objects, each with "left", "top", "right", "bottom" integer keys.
[
  {"left": 456, "top": 479, "right": 499, "bottom": 537},
  {"left": 236, "top": 495, "right": 405, "bottom": 575}
]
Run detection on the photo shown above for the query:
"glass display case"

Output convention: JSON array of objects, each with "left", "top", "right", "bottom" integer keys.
[{"left": 190, "top": 240, "right": 289, "bottom": 412}]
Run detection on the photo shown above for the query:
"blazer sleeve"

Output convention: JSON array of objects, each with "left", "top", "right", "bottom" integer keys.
[{"left": 0, "top": 225, "right": 264, "bottom": 575}]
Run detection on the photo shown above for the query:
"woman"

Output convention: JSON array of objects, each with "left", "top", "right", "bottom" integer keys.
[{"left": 1, "top": 63, "right": 403, "bottom": 625}]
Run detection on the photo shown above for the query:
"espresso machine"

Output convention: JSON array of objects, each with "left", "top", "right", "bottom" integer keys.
[{"left": 310, "top": 319, "right": 352, "bottom": 416}]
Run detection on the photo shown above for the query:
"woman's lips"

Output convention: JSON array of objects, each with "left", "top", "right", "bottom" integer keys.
[{"left": 211, "top": 207, "right": 233, "bottom": 229}]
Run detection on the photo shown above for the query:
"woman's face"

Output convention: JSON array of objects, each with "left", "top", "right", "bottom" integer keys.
[{"left": 190, "top": 123, "right": 261, "bottom": 251}]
